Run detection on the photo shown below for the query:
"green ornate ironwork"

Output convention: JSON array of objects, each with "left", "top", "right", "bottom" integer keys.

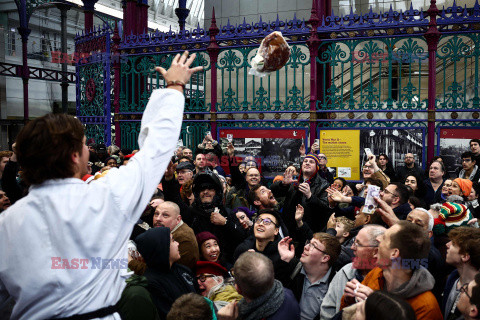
[
  {"left": 78, "top": 63, "right": 105, "bottom": 116},
  {"left": 119, "top": 51, "right": 210, "bottom": 113},
  {"left": 85, "top": 124, "right": 106, "bottom": 144},
  {"left": 216, "top": 45, "right": 310, "bottom": 112},
  {"left": 317, "top": 37, "right": 428, "bottom": 111},
  {"left": 437, "top": 34, "right": 480, "bottom": 110},
  {"left": 180, "top": 122, "right": 211, "bottom": 150},
  {"left": 119, "top": 122, "right": 141, "bottom": 150},
  {"left": 220, "top": 121, "right": 309, "bottom": 129},
  {"left": 319, "top": 120, "right": 428, "bottom": 129}
]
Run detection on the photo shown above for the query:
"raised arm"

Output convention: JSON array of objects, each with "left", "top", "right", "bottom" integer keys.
[{"left": 101, "top": 52, "right": 203, "bottom": 221}]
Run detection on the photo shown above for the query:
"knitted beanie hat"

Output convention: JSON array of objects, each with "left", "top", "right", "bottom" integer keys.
[
  {"left": 453, "top": 178, "right": 473, "bottom": 197},
  {"left": 433, "top": 201, "right": 473, "bottom": 235},
  {"left": 305, "top": 153, "right": 321, "bottom": 171}
]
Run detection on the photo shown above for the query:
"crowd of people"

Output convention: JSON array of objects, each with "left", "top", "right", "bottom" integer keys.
[{"left": 0, "top": 53, "right": 480, "bottom": 320}]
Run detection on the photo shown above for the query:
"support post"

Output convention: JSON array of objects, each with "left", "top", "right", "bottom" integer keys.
[
  {"left": 136, "top": 0, "right": 149, "bottom": 35},
  {"left": 207, "top": 7, "right": 220, "bottom": 140},
  {"left": 57, "top": 4, "right": 70, "bottom": 113},
  {"left": 307, "top": 0, "right": 321, "bottom": 146},
  {"left": 82, "top": 0, "right": 98, "bottom": 33},
  {"left": 175, "top": 0, "right": 190, "bottom": 32},
  {"left": 112, "top": 22, "right": 122, "bottom": 147},
  {"left": 18, "top": 26, "right": 30, "bottom": 122},
  {"left": 425, "top": 0, "right": 440, "bottom": 164}
]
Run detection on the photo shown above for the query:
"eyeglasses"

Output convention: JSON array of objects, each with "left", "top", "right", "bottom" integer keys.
[
  {"left": 318, "top": 156, "right": 327, "bottom": 160},
  {"left": 352, "top": 239, "right": 378, "bottom": 249},
  {"left": 363, "top": 165, "right": 373, "bottom": 170},
  {"left": 405, "top": 156, "right": 414, "bottom": 159},
  {"left": 254, "top": 217, "right": 278, "bottom": 227},
  {"left": 462, "top": 159, "right": 472, "bottom": 163},
  {"left": 305, "top": 239, "right": 328, "bottom": 254},
  {"left": 383, "top": 188, "right": 399, "bottom": 198},
  {"left": 460, "top": 283, "right": 472, "bottom": 300},
  {"left": 196, "top": 274, "right": 216, "bottom": 283}
]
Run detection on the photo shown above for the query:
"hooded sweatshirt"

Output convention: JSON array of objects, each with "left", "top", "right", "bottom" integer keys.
[
  {"left": 136, "top": 227, "right": 195, "bottom": 319},
  {"left": 341, "top": 267, "right": 442, "bottom": 320}
]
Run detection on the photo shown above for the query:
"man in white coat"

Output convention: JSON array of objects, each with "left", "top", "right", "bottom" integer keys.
[{"left": 0, "top": 51, "right": 202, "bottom": 320}]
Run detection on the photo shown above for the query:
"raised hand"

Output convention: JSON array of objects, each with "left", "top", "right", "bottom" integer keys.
[
  {"left": 374, "top": 196, "right": 399, "bottom": 227},
  {"left": 295, "top": 204, "right": 304, "bottom": 222},
  {"left": 299, "top": 182, "right": 312, "bottom": 199},
  {"left": 227, "top": 142, "right": 235, "bottom": 158},
  {"left": 278, "top": 236, "right": 295, "bottom": 263},
  {"left": 155, "top": 51, "right": 203, "bottom": 91},
  {"left": 164, "top": 161, "right": 176, "bottom": 181}
]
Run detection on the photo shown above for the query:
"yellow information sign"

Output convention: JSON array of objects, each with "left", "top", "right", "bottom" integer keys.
[{"left": 319, "top": 130, "right": 360, "bottom": 180}]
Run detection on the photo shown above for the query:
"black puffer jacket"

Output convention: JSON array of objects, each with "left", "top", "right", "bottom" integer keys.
[{"left": 271, "top": 173, "right": 331, "bottom": 236}]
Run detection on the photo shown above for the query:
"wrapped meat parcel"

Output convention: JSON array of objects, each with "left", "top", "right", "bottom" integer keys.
[{"left": 249, "top": 31, "right": 291, "bottom": 77}]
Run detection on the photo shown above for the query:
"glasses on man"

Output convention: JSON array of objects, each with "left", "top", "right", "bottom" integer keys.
[
  {"left": 460, "top": 283, "right": 472, "bottom": 300},
  {"left": 318, "top": 156, "right": 327, "bottom": 160},
  {"left": 352, "top": 239, "right": 378, "bottom": 249},
  {"left": 305, "top": 239, "right": 328, "bottom": 254},
  {"left": 196, "top": 274, "right": 216, "bottom": 283},
  {"left": 363, "top": 165, "right": 373, "bottom": 170},
  {"left": 383, "top": 188, "right": 399, "bottom": 198},
  {"left": 462, "top": 159, "right": 472, "bottom": 163},
  {"left": 254, "top": 217, "right": 278, "bottom": 227}
]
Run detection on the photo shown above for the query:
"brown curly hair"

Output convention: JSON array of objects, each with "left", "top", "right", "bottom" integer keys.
[{"left": 16, "top": 114, "right": 85, "bottom": 185}]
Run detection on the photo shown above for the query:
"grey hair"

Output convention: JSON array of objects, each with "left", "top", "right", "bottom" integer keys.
[
  {"left": 363, "top": 224, "right": 387, "bottom": 246},
  {"left": 412, "top": 208, "right": 434, "bottom": 232}
]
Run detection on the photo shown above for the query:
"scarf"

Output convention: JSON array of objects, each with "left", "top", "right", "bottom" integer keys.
[{"left": 237, "top": 280, "right": 284, "bottom": 320}]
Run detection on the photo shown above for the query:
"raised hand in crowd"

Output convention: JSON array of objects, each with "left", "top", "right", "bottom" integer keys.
[
  {"left": 326, "top": 186, "right": 351, "bottom": 204},
  {"left": 374, "top": 196, "right": 399, "bottom": 227},
  {"left": 164, "top": 160, "right": 176, "bottom": 181},
  {"left": 299, "top": 142, "right": 306, "bottom": 156},
  {"left": 283, "top": 166, "right": 297, "bottom": 185},
  {"left": 295, "top": 204, "right": 304, "bottom": 227},
  {"left": 278, "top": 236, "right": 295, "bottom": 263},
  {"left": 298, "top": 182, "right": 312, "bottom": 199},
  {"left": 210, "top": 207, "right": 227, "bottom": 225},
  {"left": 155, "top": 51, "right": 203, "bottom": 92},
  {"left": 344, "top": 278, "right": 374, "bottom": 302},
  {"left": 226, "top": 142, "right": 235, "bottom": 158},
  {"left": 367, "top": 153, "right": 380, "bottom": 172},
  {"left": 311, "top": 141, "right": 319, "bottom": 153},
  {"left": 326, "top": 213, "right": 336, "bottom": 229}
]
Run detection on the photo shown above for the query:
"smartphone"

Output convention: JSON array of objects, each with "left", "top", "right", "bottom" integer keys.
[
  {"left": 292, "top": 175, "right": 298, "bottom": 180},
  {"left": 227, "top": 134, "right": 233, "bottom": 143},
  {"left": 177, "top": 139, "right": 183, "bottom": 147},
  {"left": 364, "top": 148, "right": 373, "bottom": 158},
  {"left": 205, "top": 131, "right": 211, "bottom": 137},
  {"left": 314, "top": 139, "right": 319, "bottom": 145},
  {"left": 362, "top": 185, "right": 381, "bottom": 214}
]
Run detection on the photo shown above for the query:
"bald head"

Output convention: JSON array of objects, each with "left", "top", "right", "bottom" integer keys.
[{"left": 153, "top": 201, "right": 181, "bottom": 230}]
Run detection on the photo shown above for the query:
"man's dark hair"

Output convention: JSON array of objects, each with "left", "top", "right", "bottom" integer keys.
[
  {"left": 470, "top": 139, "right": 480, "bottom": 146},
  {"left": 234, "top": 252, "right": 274, "bottom": 300},
  {"left": 177, "top": 156, "right": 194, "bottom": 164},
  {"left": 365, "top": 291, "right": 415, "bottom": 320},
  {"left": 167, "top": 293, "right": 213, "bottom": 320},
  {"left": 391, "top": 183, "right": 410, "bottom": 205},
  {"left": 409, "top": 196, "right": 427, "bottom": 209},
  {"left": 248, "top": 184, "right": 263, "bottom": 207},
  {"left": 461, "top": 151, "right": 476, "bottom": 162},
  {"left": 16, "top": 114, "right": 85, "bottom": 185},
  {"left": 390, "top": 221, "right": 430, "bottom": 262}
]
